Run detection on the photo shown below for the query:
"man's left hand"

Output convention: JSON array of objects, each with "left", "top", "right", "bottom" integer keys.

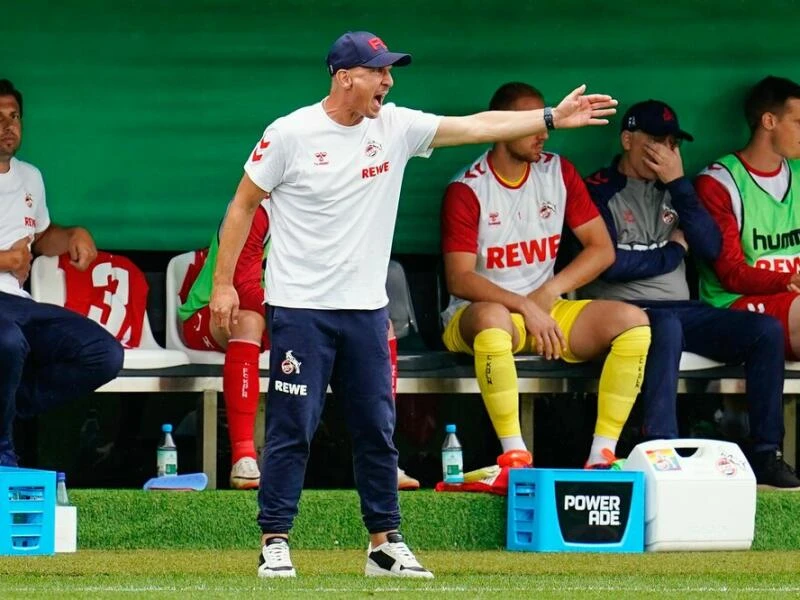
[
  {"left": 68, "top": 227, "right": 97, "bottom": 271},
  {"left": 553, "top": 85, "right": 618, "bottom": 129},
  {"left": 643, "top": 143, "right": 684, "bottom": 184}
]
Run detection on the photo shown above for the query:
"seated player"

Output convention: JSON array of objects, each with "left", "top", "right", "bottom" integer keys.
[
  {"left": 179, "top": 202, "right": 271, "bottom": 489},
  {"left": 696, "top": 76, "right": 800, "bottom": 360},
  {"left": 441, "top": 82, "right": 651, "bottom": 475}
]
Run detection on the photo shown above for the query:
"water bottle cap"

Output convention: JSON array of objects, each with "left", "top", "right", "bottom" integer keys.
[
  {"left": 162, "top": 423, "right": 173, "bottom": 433},
  {"left": 445, "top": 424, "right": 456, "bottom": 433},
  {"left": 57, "top": 472, "right": 66, "bottom": 481}
]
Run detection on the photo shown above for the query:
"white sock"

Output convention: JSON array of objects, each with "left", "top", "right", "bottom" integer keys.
[
  {"left": 587, "top": 435, "right": 617, "bottom": 465},
  {"left": 499, "top": 436, "right": 527, "bottom": 453}
]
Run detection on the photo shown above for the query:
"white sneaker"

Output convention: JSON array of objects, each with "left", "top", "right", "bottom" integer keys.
[
  {"left": 365, "top": 532, "right": 433, "bottom": 578},
  {"left": 397, "top": 468, "right": 420, "bottom": 491},
  {"left": 230, "top": 457, "right": 260, "bottom": 490},
  {"left": 257, "top": 538, "right": 296, "bottom": 578}
]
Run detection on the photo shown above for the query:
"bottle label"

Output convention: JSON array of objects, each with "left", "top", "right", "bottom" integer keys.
[
  {"left": 442, "top": 449, "right": 464, "bottom": 483},
  {"left": 157, "top": 449, "right": 178, "bottom": 476}
]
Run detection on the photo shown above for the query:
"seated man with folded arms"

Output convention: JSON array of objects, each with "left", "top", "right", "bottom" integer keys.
[
  {"left": 0, "top": 78, "right": 123, "bottom": 467},
  {"left": 582, "top": 99, "right": 799, "bottom": 489},
  {"left": 441, "top": 82, "right": 651, "bottom": 472}
]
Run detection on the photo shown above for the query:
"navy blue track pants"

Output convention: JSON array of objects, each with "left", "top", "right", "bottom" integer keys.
[{"left": 257, "top": 306, "right": 399, "bottom": 534}]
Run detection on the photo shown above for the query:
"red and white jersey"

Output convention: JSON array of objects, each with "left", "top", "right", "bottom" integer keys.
[
  {"left": 0, "top": 157, "right": 50, "bottom": 297},
  {"left": 441, "top": 151, "right": 598, "bottom": 324},
  {"left": 61, "top": 251, "right": 149, "bottom": 348},
  {"left": 244, "top": 100, "right": 440, "bottom": 310}
]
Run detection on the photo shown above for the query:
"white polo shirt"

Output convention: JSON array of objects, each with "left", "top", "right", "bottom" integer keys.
[
  {"left": 0, "top": 157, "right": 50, "bottom": 297},
  {"left": 244, "top": 100, "right": 440, "bottom": 310}
]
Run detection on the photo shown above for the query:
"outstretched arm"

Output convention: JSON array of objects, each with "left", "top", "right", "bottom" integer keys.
[{"left": 431, "top": 85, "right": 617, "bottom": 148}]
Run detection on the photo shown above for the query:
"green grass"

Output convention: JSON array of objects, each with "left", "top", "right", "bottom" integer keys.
[
  {"left": 3, "top": 489, "right": 796, "bottom": 598},
  {"left": 1, "top": 549, "right": 800, "bottom": 599},
  {"left": 72, "top": 489, "right": 506, "bottom": 550},
  {"left": 70, "top": 489, "right": 800, "bottom": 551}
]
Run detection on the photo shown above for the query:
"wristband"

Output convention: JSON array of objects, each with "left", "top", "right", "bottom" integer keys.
[{"left": 543, "top": 106, "right": 555, "bottom": 130}]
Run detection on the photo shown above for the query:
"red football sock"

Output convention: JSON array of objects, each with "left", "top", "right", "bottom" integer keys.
[
  {"left": 223, "top": 339, "right": 260, "bottom": 463},
  {"left": 389, "top": 335, "right": 398, "bottom": 401}
]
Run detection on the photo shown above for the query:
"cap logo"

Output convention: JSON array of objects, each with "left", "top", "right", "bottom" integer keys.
[
  {"left": 627, "top": 116, "right": 637, "bottom": 128},
  {"left": 368, "top": 37, "right": 387, "bottom": 52},
  {"left": 663, "top": 107, "right": 674, "bottom": 122}
]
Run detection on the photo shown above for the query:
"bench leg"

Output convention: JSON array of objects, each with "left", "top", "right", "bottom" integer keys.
[
  {"left": 520, "top": 394, "right": 535, "bottom": 457},
  {"left": 784, "top": 396, "right": 798, "bottom": 470},
  {"left": 254, "top": 393, "right": 267, "bottom": 457},
  {"left": 198, "top": 390, "right": 218, "bottom": 490}
]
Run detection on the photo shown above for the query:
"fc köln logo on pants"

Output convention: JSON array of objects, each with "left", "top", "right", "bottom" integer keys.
[{"left": 281, "top": 350, "right": 302, "bottom": 375}]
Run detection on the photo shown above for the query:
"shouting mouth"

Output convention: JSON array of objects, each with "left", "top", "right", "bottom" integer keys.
[{"left": 372, "top": 93, "right": 387, "bottom": 111}]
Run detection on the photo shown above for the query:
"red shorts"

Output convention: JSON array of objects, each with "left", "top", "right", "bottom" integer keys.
[
  {"left": 182, "top": 304, "right": 270, "bottom": 352},
  {"left": 730, "top": 291, "right": 799, "bottom": 359}
]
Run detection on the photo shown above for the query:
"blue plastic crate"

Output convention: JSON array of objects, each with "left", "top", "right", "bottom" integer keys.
[
  {"left": 507, "top": 468, "right": 644, "bottom": 553},
  {"left": 0, "top": 467, "right": 56, "bottom": 556}
]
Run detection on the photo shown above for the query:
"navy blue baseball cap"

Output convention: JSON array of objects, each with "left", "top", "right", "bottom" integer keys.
[
  {"left": 326, "top": 31, "right": 411, "bottom": 76},
  {"left": 621, "top": 100, "right": 694, "bottom": 142}
]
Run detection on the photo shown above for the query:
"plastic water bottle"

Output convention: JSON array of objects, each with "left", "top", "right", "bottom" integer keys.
[
  {"left": 157, "top": 424, "right": 178, "bottom": 477},
  {"left": 56, "top": 472, "right": 70, "bottom": 506},
  {"left": 442, "top": 424, "right": 464, "bottom": 483}
]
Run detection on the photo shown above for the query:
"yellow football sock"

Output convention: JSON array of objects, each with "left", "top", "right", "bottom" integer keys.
[
  {"left": 595, "top": 325, "right": 651, "bottom": 440},
  {"left": 474, "top": 329, "right": 520, "bottom": 439}
]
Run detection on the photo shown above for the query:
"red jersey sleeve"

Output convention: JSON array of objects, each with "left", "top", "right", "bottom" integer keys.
[
  {"left": 234, "top": 204, "right": 269, "bottom": 294},
  {"left": 561, "top": 157, "right": 599, "bottom": 230},
  {"left": 441, "top": 182, "right": 480, "bottom": 254},
  {"left": 695, "top": 173, "right": 792, "bottom": 294}
]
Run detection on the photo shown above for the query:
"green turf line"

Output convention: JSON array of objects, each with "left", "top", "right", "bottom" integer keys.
[
  {"left": 2, "top": 550, "right": 800, "bottom": 599},
  {"left": 67, "top": 489, "right": 799, "bottom": 551}
]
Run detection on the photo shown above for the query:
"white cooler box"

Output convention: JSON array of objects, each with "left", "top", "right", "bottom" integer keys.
[{"left": 623, "top": 439, "right": 756, "bottom": 551}]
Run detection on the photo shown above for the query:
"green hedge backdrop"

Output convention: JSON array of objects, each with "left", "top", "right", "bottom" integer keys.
[{"left": 4, "top": 0, "right": 800, "bottom": 253}]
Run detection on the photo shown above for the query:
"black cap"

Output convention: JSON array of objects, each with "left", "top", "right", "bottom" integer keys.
[{"left": 621, "top": 100, "right": 694, "bottom": 142}]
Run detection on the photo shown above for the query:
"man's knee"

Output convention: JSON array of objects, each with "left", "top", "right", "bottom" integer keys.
[
  {"left": 466, "top": 302, "right": 514, "bottom": 334},
  {"left": 81, "top": 324, "right": 124, "bottom": 380},
  {"left": 103, "top": 340, "right": 125, "bottom": 377},
  {"left": 590, "top": 303, "right": 649, "bottom": 344},
  {"left": 647, "top": 311, "right": 684, "bottom": 350},
  {"left": 747, "top": 313, "right": 784, "bottom": 348},
  {"left": 614, "top": 303, "right": 649, "bottom": 330},
  {"left": 0, "top": 324, "right": 29, "bottom": 364}
]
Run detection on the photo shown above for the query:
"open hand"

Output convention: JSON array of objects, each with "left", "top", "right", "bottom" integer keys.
[{"left": 553, "top": 85, "right": 618, "bottom": 129}]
